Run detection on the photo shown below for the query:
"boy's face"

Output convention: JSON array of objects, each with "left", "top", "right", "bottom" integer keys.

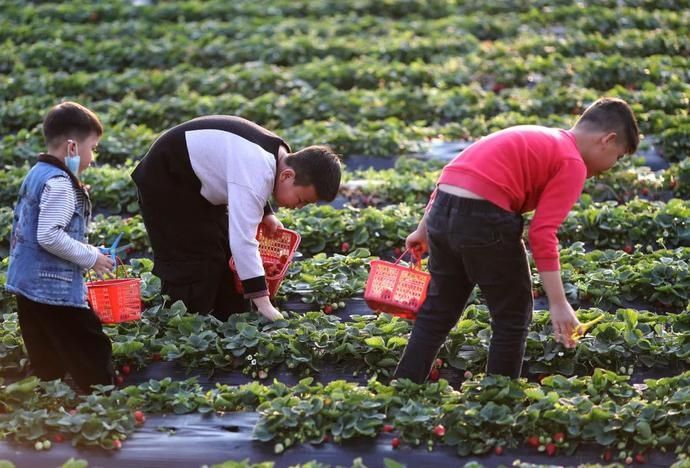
[
  {"left": 273, "top": 168, "right": 318, "bottom": 208},
  {"left": 68, "top": 133, "right": 100, "bottom": 174},
  {"left": 585, "top": 132, "right": 628, "bottom": 177}
]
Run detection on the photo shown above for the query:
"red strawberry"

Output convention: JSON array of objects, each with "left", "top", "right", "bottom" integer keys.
[
  {"left": 432, "top": 424, "right": 445, "bottom": 437},
  {"left": 625, "top": 456, "right": 633, "bottom": 465},
  {"left": 641, "top": 187, "right": 649, "bottom": 196},
  {"left": 120, "top": 364, "right": 131, "bottom": 375},
  {"left": 115, "top": 375, "right": 124, "bottom": 386},
  {"left": 113, "top": 439, "right": 122, "bottom": 450},
  {"left": 391, "top": 437, "right": 400, "bottom": 449},
  {"left": 553, "top": 432, "right": 565, "bottom": 443},
  {"left": 382, "top": 424, "right": 394, "bottom": 433},
  {"left": 428, "top": 367, "right": 440, "bottom": 381},
  {"left": 635, "top": 453, "right": 646, "bottom": 464},
  {"left": 623, "top": 244, "right": 633, "bottom": 254},
  {"left": 603, "top": 449, "right": 612, "bottom": 462},
  {"left": 527, "top": 436, "right": 540, "bottom": 448},
  {"left": 323, "top": 305, "right": 333, "bottom": 314},
  {"left": 134, "top": 410, "right": 145, "bottom": 424},
  {"left": 340, "top": 242, "right": 350, "bottom": 252},
  {"left": 463, "top": 370, "right": 473, "bottom": 379},
  {"left": 53, "top": 434, "right": 64, "bottom": 443},
  {"left": 434, "top": 358, "right": 443, "bottom": 368},
  {"left": 494, "top": 446, "right": 504, "bottom": 455},
  {"left": 546, "top": 443, "right": 557, "bottom": 456}
]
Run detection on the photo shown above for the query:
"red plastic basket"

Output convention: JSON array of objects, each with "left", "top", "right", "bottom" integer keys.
[
  {"left": 364, "top": 249, "right": 431, "bottom": 320},
  {"left": 229, "top": 226, "right": 301, "bottom": 298},
  {"left": 86, "top": 259, "right": 142, "bottom": 324}
]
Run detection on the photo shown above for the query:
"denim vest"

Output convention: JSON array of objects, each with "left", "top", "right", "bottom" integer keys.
[{"left": 5, "top": 160, "right": 90, "bottom": 308}]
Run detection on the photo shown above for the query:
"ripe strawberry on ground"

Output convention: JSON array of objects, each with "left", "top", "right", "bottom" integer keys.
[
  {"left": 113, "top": 439, "right": 122, "bottom": 450},
  {"left": 382, "top": 424, "right": 394, "bottom": 433},
  {"left": 134, "top": 410, "right": 146, "bottom": 424},
  {"left": 323, "top": 305, "right": 333, "bottom": 314},
  {"left": 553, "top": 432, "right": 565, "bottom": 443},
  {"left": 341, "top": 242, "right": 350, "bottom": 252},
  {"left": 527, "top": 436, "right": 540, "bottom": 448},
  {"left": 494, "top": 446, "right": 503, "bottom": 455},
  {"left": 428, "top": 367, "right": 440, "bottom": 381},
  {"left": 603, "top": 449, "right": 612, "bottom": 462},
  {"left": 53, "top": 434, "right": 65, "bottom": 443},
  {"left": 623, "top": 244, "right": 634, "bottom": 254},
  {"left": 391, "top": 437, "right": 400, "bottom": 449},
  {"left": 432, "top": 425, "right": 445, "bottom": 437},
  {"left": 120, "top": 364, "right": 131, "bottom": 375},
  {"left": 635, "top": 453, "right": 646, "bottom": 464},
  {"left": 546, "top": 443, "right": 557, "bottom": 456},
  {"left": 115, "top": 375, "right": 124, "bottom": 386}
]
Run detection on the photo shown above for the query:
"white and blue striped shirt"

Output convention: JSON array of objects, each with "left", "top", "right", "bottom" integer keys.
[{"left": 37, "top": 176, "right": 99, "bottom": 270}]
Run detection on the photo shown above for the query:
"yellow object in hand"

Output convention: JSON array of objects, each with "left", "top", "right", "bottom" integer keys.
[{"left": 571, "top": 314, "right": 605, "bottom": 342}]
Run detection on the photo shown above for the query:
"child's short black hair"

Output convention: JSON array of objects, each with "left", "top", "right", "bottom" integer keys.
[
  {"left": 43, "top": 101, "right": 103, "bottom": 146},
  {"left": 575, "top": 97, "right": 640, "bottom": 154},
  {"left": 285, "top": 145, "right": 342, "bottom": 201}
]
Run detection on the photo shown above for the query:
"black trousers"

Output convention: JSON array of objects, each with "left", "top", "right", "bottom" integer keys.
[
  {"left": 131, "top": 130, "right": 248, "bottom": 320},
  {"left": 16, "top": 295, "right": 114, "bottom": 392},
  {"left": 394, "top": 191, "right": 533, "bottom": 382}
]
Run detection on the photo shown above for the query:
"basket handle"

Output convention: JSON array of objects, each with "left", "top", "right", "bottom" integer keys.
[
  {"left": 87, "top": 256, "right": 129, "bottom": 282},
  {"left": 393, "top": 248, "right": 423, "bottom": 268}
]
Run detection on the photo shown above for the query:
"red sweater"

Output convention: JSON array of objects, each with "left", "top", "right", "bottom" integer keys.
[{"left": 436, "top": 125, "right": 587, "bottom": 272}]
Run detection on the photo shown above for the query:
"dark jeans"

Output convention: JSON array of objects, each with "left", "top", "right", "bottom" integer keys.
[
  {"left": 394, "top": 190, "right": 533, "bottom": 382},
  {"left": 17, "top": 295, "right": 114, "bottom": 393}
]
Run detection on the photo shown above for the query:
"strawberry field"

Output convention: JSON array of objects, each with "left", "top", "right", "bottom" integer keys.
[{"left": 1, "top": 0, "right": 690, "bottom": 467}]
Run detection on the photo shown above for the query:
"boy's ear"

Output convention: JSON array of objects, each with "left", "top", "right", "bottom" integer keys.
[
  {"left": 278, "top": 167, "right": 296, "bottom": 182},
  {"left": 601, "top": 131, "right": 618, "bottom": 145}
]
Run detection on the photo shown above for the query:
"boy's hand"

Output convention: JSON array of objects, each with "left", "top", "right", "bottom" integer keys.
[
  {"left": 92, "top": 253, "right": 115, "bottom": 277},
  {"left": 252, "top": 295, "right": 284, "bottom": 321},
  {"left": 261, "top": 214, "right": 283, "bottom": 237},
  {"left": 548, "top": 302, "right": 580, "bottom": 348},
  {"left": 405, "top": 227, "right": 428, "bottom": 256}
]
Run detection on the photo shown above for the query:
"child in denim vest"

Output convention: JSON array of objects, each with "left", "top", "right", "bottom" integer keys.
[
  {"left": 6, "top": 101, "right": 115, "bottom": 392},
  {"left": 395, "top": 97, "right": 640, "bottom": 382}
]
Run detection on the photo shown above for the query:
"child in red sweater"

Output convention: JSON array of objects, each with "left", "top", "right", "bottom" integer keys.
[{"left": 395, "top": 97, "right": 640, "bottom": 381}]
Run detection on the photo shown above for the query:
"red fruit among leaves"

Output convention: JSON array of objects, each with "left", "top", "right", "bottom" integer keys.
[
  {"left": 134, "top": 410, "right": 146, "bottom": 424},
  {"left": 432, "top": 425, "right": 445, "bottom": 437},
  {"left": 341, "top": 242, "right": 350, "bottom": 252},
  {"left": 603, "top": 449, "right": 612, "bottom": 462},
  {"left": 635, "top": 453, "right": 646, "bottom": 464},
  {"left": 428, "top": 367, "right": 440, "bottom": 381},
  {"left": 623, "top": 244, "right": 634, "bottom": 254},
  {"left": 382, "top": 424, "right": 394, "bottom": 433},
  {"left": 494, "top": 446, "right": 503, "bottom": 456},
  {"left": 323, "top": 305, "right": 333, "bottom": 314},
  {"left": 113, "top": 439, "right": 122, "bottom": 450},
  {"left": 120, "top": 364, "right": 131, "bottom": 375},
  {"left": 391, "top": 437, "right": 400, "bottom": 449},
  {"left": 625, "top": 456, "right": 633, "bottom": 465},
  {"left": 553, "top": 432, "right": 565, "bottom": 443},
  {"left": 151, "top": 352, "right": 161, "bottom": 362},
  {"left": 527, "top": 436, "right": 540, "bottom": 448},
  {"left": 53, "top": 434, "right": 64, "bottom": 443},
  {"left": 546, "top": 443, "right": 557, "bottom": 456},
  {"left": 641, "top": 187, "right": 650, "bottom": 196},
  {"left": 115, "top": 375, "right": 124, "bottom": 386}
]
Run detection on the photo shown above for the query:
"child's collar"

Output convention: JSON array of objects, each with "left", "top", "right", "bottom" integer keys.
[{"left": 37, "top": 153, "right": 84, "bottom": 190}]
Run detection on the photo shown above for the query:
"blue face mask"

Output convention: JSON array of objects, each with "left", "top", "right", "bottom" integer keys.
[{"left": 65, "top": 140, "right": 81, "bottom": 176}]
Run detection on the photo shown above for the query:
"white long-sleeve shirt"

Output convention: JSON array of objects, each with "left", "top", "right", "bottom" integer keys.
[
  {"left": 37, "top": 176, "right": 99, "bottom": 270},
  {"left": 185, "top": 129, "right": 277, "bottom": 285}
]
